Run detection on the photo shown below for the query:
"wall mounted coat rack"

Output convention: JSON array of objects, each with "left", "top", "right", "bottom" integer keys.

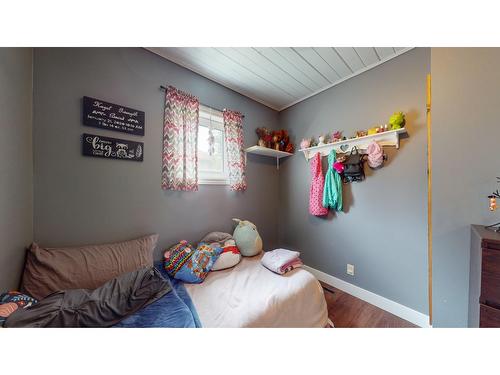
[{"left": 299, "top": 128, "right": 407, "bottom": 160}]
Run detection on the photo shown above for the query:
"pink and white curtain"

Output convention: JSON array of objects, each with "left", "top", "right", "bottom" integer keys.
[
  {"left": 162, "top": 86, "right": 199, "bottom": 191},
  {"left": 223, "top": 109, "right": 247, "bottom": 191}
]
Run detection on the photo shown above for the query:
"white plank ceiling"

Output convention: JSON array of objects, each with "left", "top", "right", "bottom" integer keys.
[{"left": 148, "top": 47, "right": 412, "bottom": 111}]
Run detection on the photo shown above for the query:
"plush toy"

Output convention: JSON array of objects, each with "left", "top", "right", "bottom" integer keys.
[
  {"left": 256, "top": 127, "right": 271, "bottom": 147},
  {"left": 232, "top": 218, "right": 263, "bottom": 257},
  {"left": 389, "top": 111, "right": 406, "bottom": 130},
  {"left": 200, "top": 232, "right": 242, "bottom": 270},
  {"left": 300, "top": 138, "right": 311, "bottom": 149},
  {"left": 331, "top": 131, "right": 343, "bottom": 143},
  {"left": 272, "top": 130, "right": 283, "bottom": 150},
  {"left": 318, "top": 135, "right": 326, "bottom": 146}
]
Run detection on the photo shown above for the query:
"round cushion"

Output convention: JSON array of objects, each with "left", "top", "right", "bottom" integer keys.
[{"left": 211, "top": 244, "right": 241, "bottom": 271}]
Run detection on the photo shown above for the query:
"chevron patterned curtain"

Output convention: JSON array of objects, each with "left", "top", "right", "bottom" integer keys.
[
  {"left": 162, "top": 86, "right": 200, "bottom": 191},
  {"left": 223, "top": 109, "right": 247, "bottom": 191}
]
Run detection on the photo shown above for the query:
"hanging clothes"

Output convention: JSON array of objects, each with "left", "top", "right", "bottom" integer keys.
[
  {"left": 309, "top": 152, "right": 329, "bottom": 216},
  {"left": 323, "top": 150, "right": 343, "bottom": 212}
]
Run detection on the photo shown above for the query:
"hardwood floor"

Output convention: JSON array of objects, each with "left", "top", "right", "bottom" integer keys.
[{"left": 321, "top": 282, "right": 417, "bottom": 328}]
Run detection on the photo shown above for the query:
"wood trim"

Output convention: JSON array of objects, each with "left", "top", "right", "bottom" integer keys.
[{"left": 426, "top": 73, "right": 433, "bottom": 325}]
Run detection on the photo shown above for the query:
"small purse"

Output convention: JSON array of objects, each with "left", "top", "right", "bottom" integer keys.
[{"left": 343, "top": 146, "right": 365, "bottom": 183}]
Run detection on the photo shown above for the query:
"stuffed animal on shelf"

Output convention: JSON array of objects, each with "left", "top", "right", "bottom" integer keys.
[
  {"left": 272, "top": 130, "right": 284, "bottom": 150},
  {"left": 256, "top": 127, "right": 272, "bottom": 147},
  {"left": 232, "top": 218, "right": 263, "bottom": 257},
  {"left": 300, "top": 138, "right": 311, "bottom": 149},
  {"left": 318, "top": 135, "right": 326, "bottom": 146},
  {"left": 331, "top": 131, "right": 343, "bottom": 143},
  {"left": 389, "top": 111, "right": 406, "bottom": 130}
]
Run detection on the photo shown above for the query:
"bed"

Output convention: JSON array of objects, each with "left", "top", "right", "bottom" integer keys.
[
  {"left": 4, "top": 236, "right": 328, "bottom": 328},
  {"left": 184, "top": 254, "right": 329, "bottom": 328}
]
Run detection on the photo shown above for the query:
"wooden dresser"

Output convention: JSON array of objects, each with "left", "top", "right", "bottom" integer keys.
[{"left": 469, "top": 225, "right": 500, "bottom": 327}]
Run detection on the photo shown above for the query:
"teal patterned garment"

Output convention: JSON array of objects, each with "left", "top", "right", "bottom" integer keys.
[{"left": 322, "top": 150, "right": 343, "bottom": 211}]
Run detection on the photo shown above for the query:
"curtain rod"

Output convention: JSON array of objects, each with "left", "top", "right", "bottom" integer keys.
[{"left": 159, "top": 85, "right": 245, "bottom": 118}]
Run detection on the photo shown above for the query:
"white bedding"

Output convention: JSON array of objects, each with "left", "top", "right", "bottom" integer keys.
[{"left": 184, "top": 254, "right": 328, "bottom": 328}]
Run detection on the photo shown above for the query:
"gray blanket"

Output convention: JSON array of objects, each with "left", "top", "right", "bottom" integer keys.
[{"left": 5, "top": 267, "right": 171, "bottom": 328}]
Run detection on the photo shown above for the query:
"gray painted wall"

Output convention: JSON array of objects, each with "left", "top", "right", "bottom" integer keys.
[
  {"left": 0, "top": 48, "right": 33, "bottom": 290},
  {"left": 33, "top": 48, "right": 279, "bottom": 260},
  {"left": 278, "top": 48, "right": 430, "bottom": 314},
  {"left": 431, "top": 48, "right": 500, "bottom": 327}
]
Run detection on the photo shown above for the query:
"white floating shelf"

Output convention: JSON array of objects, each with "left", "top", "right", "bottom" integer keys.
[
  {"left": 245, "top": 145, "right": 293, "bottom": 169},
  {"left": 299, "top": 128, "right": 407, "bottom": 160}
]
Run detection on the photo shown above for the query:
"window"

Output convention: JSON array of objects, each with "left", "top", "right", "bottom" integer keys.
[{"left": 198, "top": 105, "right": 229, "bottom": 184}]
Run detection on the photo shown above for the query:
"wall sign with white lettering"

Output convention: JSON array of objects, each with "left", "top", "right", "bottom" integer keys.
[
  {"left": 83, "top": 96, "right": 145, "bottom": 136},
  {"left": 82, "top": 133, "right": 144, "bottom": 162}
]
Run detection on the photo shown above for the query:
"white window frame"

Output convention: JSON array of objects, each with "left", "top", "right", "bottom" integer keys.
[{"left": 198, "top": 104, "right": 229, "bottom": 185}]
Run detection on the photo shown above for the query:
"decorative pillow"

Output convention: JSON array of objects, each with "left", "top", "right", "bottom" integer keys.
[
  {"left": 163, "top": 240, "right": 196, "bottom": 277},
  {"left": 166, "top": 242, "right": 222, "bottom": 283},
  {"left": 21, "top": 234, "right": 158, "bottom": 300},
  {"left": 211, "top": 239, "right": 242, "bottom": 271},
  {"left": 0, "top": 291, "right": 38, "bottom": 327}
]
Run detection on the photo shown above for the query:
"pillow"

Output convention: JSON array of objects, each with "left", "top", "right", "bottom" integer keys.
[
  {"left": 163, "top": 240, "right": 196, "bottom": 277},
  {"left": 0, "top": 291, "right": 38, "bottom": 327},
  {"left": 165, "top": 242, "right": 222, "bottom": 283},
  {"left": 199, "top": 232, "right": 241, "bottom": 271},
  {"left": 200, "top": 231, "right": 233, "bottom": 245},
  {"left": 211, "top": 239, "right": 242, "bottom": 271},
  {"left": 21, "top": 234, "right": 158, "bottom": 300}
]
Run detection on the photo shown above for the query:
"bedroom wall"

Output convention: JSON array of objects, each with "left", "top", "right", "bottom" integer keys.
[
  {"left": 431, "top": 48, "right": 500, "bottom": 327},
  {"left": 32, "top": 48, "right": 279, "bottom": 259},
  {"left": 278, "top": 48, "right": 430, "bottom": 314},
  {"left": 0, "top": 48, "right": 34, "bottom": 290}
]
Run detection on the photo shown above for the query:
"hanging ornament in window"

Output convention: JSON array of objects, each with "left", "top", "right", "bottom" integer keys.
[{"left": 208, "top": 126, "right": 215, "bottom": 156}]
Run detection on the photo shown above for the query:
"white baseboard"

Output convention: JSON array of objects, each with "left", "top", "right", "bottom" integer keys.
[{"left": 303, "top": 265, "right": 431, "bottom": 328}]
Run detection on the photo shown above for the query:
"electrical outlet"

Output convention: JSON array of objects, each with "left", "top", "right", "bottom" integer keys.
[{"left": 347, "top": 264, "right": 355, "bottom": 276}]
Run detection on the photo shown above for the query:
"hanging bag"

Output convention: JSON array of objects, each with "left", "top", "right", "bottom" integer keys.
[
  {"left": 343, "top": 146, "right": 365, "bottom": 183},
  {"left": 366, "top": 141, "right": 385, "bottom": 169}
]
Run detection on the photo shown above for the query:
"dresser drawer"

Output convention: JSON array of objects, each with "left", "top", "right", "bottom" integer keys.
[
  {"left": 480, "top": 303, "right": 500, "bottom": 327},
  {"left": 480, "top": 248, "right": 500, "bottom": 306}
]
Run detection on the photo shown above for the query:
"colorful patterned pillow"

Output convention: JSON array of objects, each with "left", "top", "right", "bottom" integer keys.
[
  {"left": 0, "top": 291, "right": 38, "bottom": 327},
  {"left": 163, "top": 240, "right": 196, "bottom": 278},
  {"left": 167, "top": 242, "right": 222, "bottom": 283}
]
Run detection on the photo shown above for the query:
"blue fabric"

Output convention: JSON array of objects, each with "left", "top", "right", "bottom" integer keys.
[{"left": 113, "top": 263, "right": 201, "bottom": 328}]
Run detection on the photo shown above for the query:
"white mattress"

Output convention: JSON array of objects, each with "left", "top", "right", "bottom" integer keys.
[{"left": 185, "top": 254, "right": 328, "bottom": 328}]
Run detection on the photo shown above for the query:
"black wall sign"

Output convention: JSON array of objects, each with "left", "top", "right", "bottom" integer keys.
[
  {"left": 83, "top": 96, "right": 145, "bottom": 136},
  {"left": 82, "top": 133, "right": 144, "bottom": 162}
]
